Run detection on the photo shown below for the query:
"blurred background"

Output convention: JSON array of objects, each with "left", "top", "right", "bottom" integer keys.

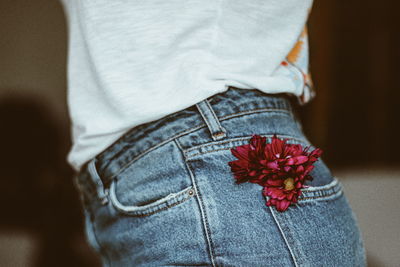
[{"left": 0, "top": 0, "right": 398, "bottom": 266}]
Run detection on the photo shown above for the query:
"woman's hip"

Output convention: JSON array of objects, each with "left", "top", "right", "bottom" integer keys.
[{"left": 74, "top": 87, "right": 366, "bottom": 266}]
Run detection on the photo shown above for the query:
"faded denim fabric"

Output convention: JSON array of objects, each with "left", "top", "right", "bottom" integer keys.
[{"left": 75, "top": 87, "right": 366, "bottom": 267}]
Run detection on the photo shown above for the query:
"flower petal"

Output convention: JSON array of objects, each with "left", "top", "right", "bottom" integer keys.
[
  {"left": 276, "top": 199, "right": 291, "bottom": 212},
  {"left": 265, "top": 179, "right": 284, "bottom": 187},
  {"left": 231, "top": 145, "right": 250, "bottom": 161},
  {"left": 291, "top": 155, "right": 309, "bottom": 165},
  {"left": 266, "top": 161, "right": 279, "bottom": 170},
  {"left": 229, "top": 134, "right": 323, "bottom": 212}
]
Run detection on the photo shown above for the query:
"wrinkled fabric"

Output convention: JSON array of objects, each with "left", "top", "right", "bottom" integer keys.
[
  {"left": 59, "top": 0, "right": 315, "bottom": 171},
  {"left": 75, "top": 87, "right": 366, "bottom": 266}
]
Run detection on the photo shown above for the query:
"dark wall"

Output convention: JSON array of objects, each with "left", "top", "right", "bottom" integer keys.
[{"left": 301, "top": 0, "right": 399, "bottom": 168}]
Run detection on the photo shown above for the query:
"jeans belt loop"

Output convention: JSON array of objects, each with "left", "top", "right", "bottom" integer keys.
[
  {"left": 196, "top": 98, "right": 227, "bottom": 141},
  {"left": 87, "top": 158, "right": 109, "bottom": 205}
]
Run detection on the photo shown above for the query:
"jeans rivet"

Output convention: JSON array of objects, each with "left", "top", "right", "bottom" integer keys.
[{"left": 188, "top": 189, "right": 195, "bottom": 196}]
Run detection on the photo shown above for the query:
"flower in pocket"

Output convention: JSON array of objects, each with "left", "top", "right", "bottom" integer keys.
[{"left": 228, "top": 134, "right": 322, "bottom": 212}]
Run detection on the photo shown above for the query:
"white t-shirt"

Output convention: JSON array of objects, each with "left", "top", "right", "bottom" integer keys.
[{"left": 60, "top": 0, "right": 315, "bottom": 172}]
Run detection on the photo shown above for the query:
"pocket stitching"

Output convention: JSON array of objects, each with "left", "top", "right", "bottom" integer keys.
[
  {"left": 297, "top": 177, "right": 343, "bottom": 203},
  {"left": 184, "top": 134, "right": 311, "bottom": 159},
  {"left": 109, "top": 183, "right": 195, "bottom": 217}
]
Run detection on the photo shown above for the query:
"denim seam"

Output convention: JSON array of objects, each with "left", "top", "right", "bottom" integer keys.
[
  {"left": 88, "top": 210, "right": 112, "bottom": 267},
  {"left": 184, "top": 135, "right": 310, "bottom": 159},
  {"left": 174, "top": 139, "right": 217, "bottom": 267},
  {"left": 104, "top": 108, "right": 287, "bottom": 169},
  {"left": 298, "top": 190, "right": 343, "bottom": 201},
  {"left": 113, "top": 193, "right": 194, "bottom": 218},
  {"left": 106, "top": 123, "right": 205, "bottom": 181},
  {"left": 218, "top": 108, "right": 291, "bottom": 120},
  {"left": 124, "top": 195, "right": 193, "bottom": 218},
  {"left": 301, "top": 177, "right": 339, "bottom": 192},
  {"left": 298, "top": 179, "right": 343, "bottom": 201},
  {"left": 106, "top": 122, "right": 204, "bottom": 165},
  {"left": 75, "top": 178, "right": 111, "bottom": 267},
  {"left": 109, "top": 184, "right": 195, "bottom": 217},
  {"left": 105, "top": 110, "right": 294, "bottom": 182},
  {"left": 74, "top": 178, "right": 110, "bottom": 265},
  {"left": 269, "top": 207, "right": 300, "bottom": 267}
]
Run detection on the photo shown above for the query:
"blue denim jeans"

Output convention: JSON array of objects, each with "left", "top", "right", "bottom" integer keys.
[{"left": 75, "top": 87, "right": 366, "bottom": 266}]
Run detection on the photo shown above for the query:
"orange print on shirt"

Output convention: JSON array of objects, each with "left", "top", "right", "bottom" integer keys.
[{"left": 286, "top": 26, "right": 307, "bottom": 64}]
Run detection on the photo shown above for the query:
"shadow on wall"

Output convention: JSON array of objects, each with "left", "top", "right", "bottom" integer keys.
[{"left": 0, "top": 94, "right": 100, "bottom": 267}]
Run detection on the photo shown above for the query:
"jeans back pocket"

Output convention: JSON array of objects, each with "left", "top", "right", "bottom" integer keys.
[{"left": 297, "top": 177, "right": 343, "bottom": 203}]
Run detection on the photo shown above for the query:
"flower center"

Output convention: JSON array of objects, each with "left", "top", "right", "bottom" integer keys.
[{"left": 283, "top": 178, "right": 295, "bottom": 190}]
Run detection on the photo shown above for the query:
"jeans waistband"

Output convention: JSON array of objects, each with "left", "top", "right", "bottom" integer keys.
[{"left": 82, "top": 87, "right": 296, "bottom": 189}]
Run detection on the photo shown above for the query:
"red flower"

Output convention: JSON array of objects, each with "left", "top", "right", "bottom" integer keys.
[{"left": 228, "top": 134, "right": 322, "bottom": 212}]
